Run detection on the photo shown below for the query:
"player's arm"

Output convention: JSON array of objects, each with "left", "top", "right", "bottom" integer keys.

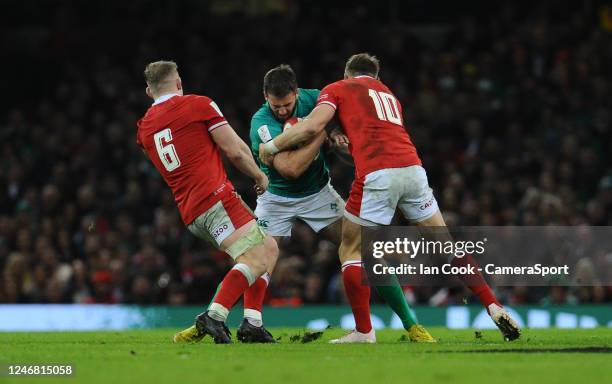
[
  {"left": 211, "top": 124, "right": 268, "bottom": 192},
  {"left": 272, "top": 129, "right": 326, "bottom": 179},
  {"left": 259, "top": 104, "right": 335, "bottom": 165}
]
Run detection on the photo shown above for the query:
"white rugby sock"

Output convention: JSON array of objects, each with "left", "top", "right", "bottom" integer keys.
[
  {"left": 208, "top": 303, "right": 230, "bottom": 322},
  {"left": 244, "top": 309, "right": 263, "bottom": 327},
  {"left": 233, "top": 263, "right": 257, "bottom": 286}
]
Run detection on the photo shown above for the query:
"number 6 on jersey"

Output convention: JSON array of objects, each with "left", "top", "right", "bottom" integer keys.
[
  {"left": 368, "top": 89, "right": 402, "bottom": 125},
  {"left": 154, "top": 128, "right": 181, "bottom": 171}
]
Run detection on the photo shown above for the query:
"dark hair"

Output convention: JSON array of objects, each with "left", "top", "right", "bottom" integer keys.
[
  {"left": 345, "top": 53, "right": 380, "bottom": 78},
  {"left": 263, "top": 64, "right": 297, "bottom": 97}
]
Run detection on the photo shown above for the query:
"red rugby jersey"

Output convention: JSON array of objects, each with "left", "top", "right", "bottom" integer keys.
[
  {"left": 137, "top": 94, "right": 232, "bottom": 225},
  {"left": 316, "top": 76, "right": 421, "bottom": 178}
]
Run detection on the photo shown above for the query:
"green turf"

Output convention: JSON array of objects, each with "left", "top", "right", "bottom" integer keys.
[{"left": 1, "top": 327, "right": 611, "bottom": 384}]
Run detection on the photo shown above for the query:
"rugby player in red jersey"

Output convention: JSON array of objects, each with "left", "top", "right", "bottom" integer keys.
[
  {"left": 260, "top": 53, "right": 520, "bottom": 343},
  {"left": 137, "top": 61, "right": 278, "bottom": 344}
]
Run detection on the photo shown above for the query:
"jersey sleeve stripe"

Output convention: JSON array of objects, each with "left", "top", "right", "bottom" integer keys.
[
  {"left": 341, "top": 261, "right": 363, "bottom": 272},
  {"left": 316, "top": 101, "right": 337, "bottom": 110},
  {"left": 208, "top": 121, "right": 229, "bottom": 132}
]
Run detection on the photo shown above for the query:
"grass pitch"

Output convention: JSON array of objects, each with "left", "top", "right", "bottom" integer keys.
[{"left": 1, "top": 327, "right": 611, "bottom": 384}]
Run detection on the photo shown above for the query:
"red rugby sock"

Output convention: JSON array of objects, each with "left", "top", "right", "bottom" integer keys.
[
  {"left": 244, "top": 272, "right": 270, "bottom": 313},
  {"left": 451, "top": 255, "right": 500, "bottom": 312},
  {"left": 342, "top": 262, "right": 372, "bottom": 333},
  {"left": 213, "top": 268, "right": 251, "bottom": 311}
]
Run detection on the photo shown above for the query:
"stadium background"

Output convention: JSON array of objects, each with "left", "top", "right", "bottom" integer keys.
[{"left": 1, "top": 0, "right": 611, "bottom": 329}]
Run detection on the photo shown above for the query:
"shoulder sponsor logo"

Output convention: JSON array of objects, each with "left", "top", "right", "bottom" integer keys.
[
  {"left": 319, "top": 94, "right": 329, "bottom": 100},
  {"left": 257, "top": 125, "right": 272, "bottom": 142}
]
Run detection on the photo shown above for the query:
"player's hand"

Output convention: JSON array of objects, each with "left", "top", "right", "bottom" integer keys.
[
  {"left": 259, "top": 143, "right": 275, "bottom": 166},
  {"left": 254, "top": 173, "right": 268, "bottom": 195},
  {"left": 329, "top": 129, "right": 349, "bottom": 150}
]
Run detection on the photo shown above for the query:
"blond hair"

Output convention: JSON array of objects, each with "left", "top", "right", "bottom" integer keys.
[{"left": 144, "top": 60, "right": 179, "bottom": 93}]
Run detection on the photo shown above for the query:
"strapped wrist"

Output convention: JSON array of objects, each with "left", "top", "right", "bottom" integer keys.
[{"left": 264, "top": 140, "right": 280, "bottom": 155}]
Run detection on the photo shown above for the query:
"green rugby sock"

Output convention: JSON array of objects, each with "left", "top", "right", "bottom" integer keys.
[
  {"left": 375, "top": 277, "right": 418, "bottom": 330},
  {"left": 206, "top": 283, "right": 223, "bottom": 310}
]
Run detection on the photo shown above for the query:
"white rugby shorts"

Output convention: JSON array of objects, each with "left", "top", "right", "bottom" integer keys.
[
  {"left": 255, "top": 183, "right": 344, "bottom": 236},
  {"left": 344, "top": 165, "right": 438, "bottom": 226}
]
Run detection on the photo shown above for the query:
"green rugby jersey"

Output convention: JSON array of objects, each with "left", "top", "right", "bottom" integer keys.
[{"left": 250, "top": 88, "right": 329, "bottom": 198}]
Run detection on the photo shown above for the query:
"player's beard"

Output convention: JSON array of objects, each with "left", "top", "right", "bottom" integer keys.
[
  {"left": 274, "top": 108, "right": 295, "bottom": 122},
  {"left": 275, "top": 113, "right": 289, "bottom": 122}
]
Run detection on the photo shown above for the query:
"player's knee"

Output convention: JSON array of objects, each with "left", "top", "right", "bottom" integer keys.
[
  {"left": 264, "top": 236, "right": 279, "bottom": 264},
  {"left": 248, "top": 240, "right": 278, "bottom": 273}
]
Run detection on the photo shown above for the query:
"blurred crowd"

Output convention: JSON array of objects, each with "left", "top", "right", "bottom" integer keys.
[{"left": 1, "top": 1, "right": 611, "bottom": 306}]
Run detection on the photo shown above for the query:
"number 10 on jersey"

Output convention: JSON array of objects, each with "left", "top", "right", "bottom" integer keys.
[{"left": 368, "top": 89, "right": 402, "bottom": 125}]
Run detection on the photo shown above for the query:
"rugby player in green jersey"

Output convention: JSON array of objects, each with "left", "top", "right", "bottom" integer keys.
[{"left": 237, "top": 64, "right": 434, "bottom": 343}]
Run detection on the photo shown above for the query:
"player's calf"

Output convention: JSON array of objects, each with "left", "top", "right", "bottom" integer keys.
[
  {"left": 203, "top": 224, "right": 278, "bottom": 343},
  {"left": 234, "top": 235, "right": 278, "bottom": 275}
]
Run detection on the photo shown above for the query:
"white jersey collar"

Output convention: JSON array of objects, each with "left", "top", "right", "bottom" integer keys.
[{"left": 152, "top": 93, "right": 180, "bottom": 106}]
